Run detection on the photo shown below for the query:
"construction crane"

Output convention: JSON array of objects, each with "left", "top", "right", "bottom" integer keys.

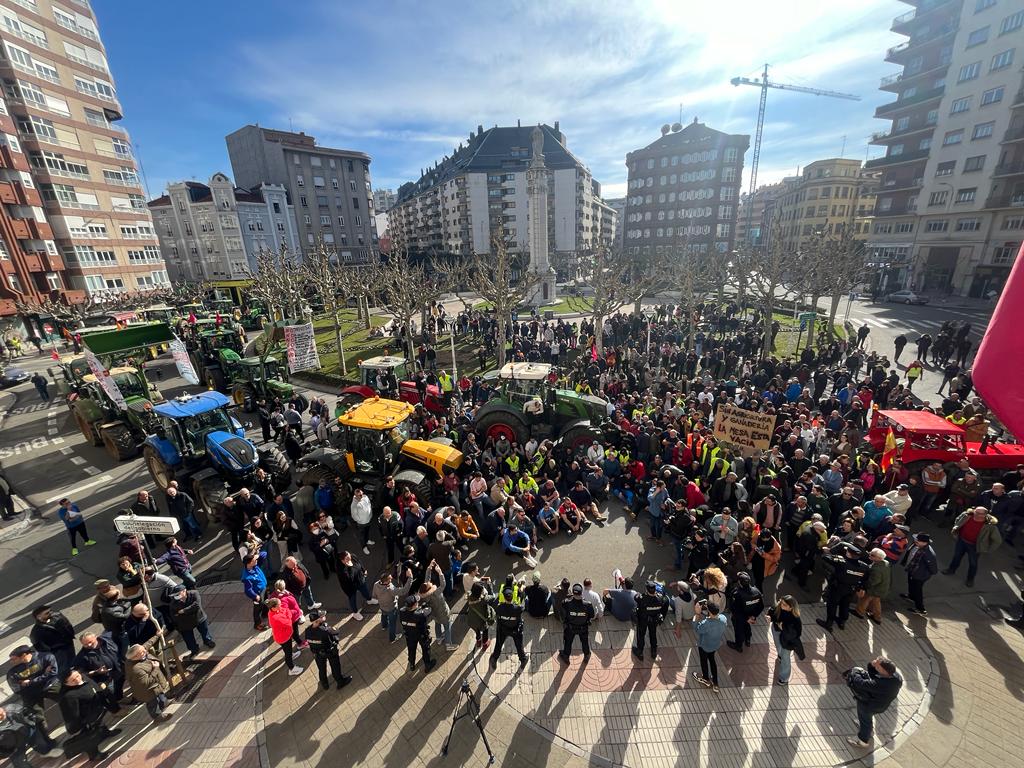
[{"left": 731, "top": 64, "right": 861, "bottom": 244}]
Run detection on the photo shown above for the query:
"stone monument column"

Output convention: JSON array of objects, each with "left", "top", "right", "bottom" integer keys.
[{"left": 527, "top": 125, "right": 557, "bottom": 306}]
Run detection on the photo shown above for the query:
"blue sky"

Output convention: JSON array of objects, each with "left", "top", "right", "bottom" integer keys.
[{"left": 96, "top": 0, "right": 905, "bottom": 202}]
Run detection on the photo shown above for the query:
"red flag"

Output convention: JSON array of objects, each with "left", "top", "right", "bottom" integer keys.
[
  {"left": 973, "top": 241, "right": 1024, "bottom": 439},
  {"left": 881, "top": 427, "right": 897, "bottom": 471}
]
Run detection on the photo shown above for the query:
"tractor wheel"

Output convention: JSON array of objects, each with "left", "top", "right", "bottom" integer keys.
[
  {"left": 559, "top": 423, "right": 603, "bottom": 458},
  {"left": 101, "top": 423, "right": 138, "bottom": 461},
  {"left": 259, "top": 444, "right": 293, "bottom": 492},
  {"left": 298, "top": 464, "right": 348, "bottom": 516},
  {"left": 231, "top": 386, "right": 254, "bottom": 411},
  {"left": 475, "top": 412, "right": 528, "bottom": 445},
  {"left": 396, "top": 475, "right": 433, "bottom": 508},
  {"left": 144, "top": 445, "right": 175, "bottom": 491},
  {"left": 207, "top": 368, "right": 227, "bottom": 393},
  {"left": 193, "top": 476, "right": 227, "bottom": 528},
  {"left": 74, "top": 409, "right": 102, "bottom": 447}
]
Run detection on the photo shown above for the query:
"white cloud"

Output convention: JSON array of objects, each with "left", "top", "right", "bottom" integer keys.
[{"left": 231, "top": 0, "right": 903, "bottom": 195}]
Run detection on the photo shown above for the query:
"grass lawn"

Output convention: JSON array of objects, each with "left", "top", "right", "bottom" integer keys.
[{"left": 472, "top": 296, "right": 595, "bottom": 315}]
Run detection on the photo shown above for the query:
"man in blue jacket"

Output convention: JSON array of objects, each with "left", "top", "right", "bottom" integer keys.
[
  {"left": 692, "top": 602, "right": 727, "bottom": 692},
  {"left": 241, "top": 555, "right": 268, "bottom": 631}
]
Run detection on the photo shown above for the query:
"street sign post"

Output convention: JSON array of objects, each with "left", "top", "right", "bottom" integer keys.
[
  {"left": 113, "top": 514, "right": 179, "bottom": 536},
  {"left": 798, "top": 311, "right": 817, "bottom": 330}
]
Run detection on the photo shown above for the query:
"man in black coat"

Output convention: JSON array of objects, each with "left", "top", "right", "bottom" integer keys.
[
  {"left": 58, "top": 669, "right": 120, "bottom": 760},
  {"left": 684, "top": 528, "right": 714, "bottom": 578},
  {"left": 0, "top": 702, "right": 59, "bottom": 765},
  {"left": 490, "top": 587, "right": 528, "bottom": 668},
  {"left": 303, "top": 610, "right": 352, "bottom": 690},
  {"left": 725, "top": 572, "right": 764, "bottom": 652},
  {"left": 399, "top": 594, "right": 436, "bottom": 672},
  {"left": 74, "top": 632, "right": 124, "bottom": 700},
  {"left": 29, "top": 605, "right": 75, "bottom": 675},
  {"left": 845, "top": 657, "right": 903, "bottom": 747},
  {"left": 167, "top": 584, "right": 216, "bottom": 657},
  {"left": 5, "top": 646, "right": 58, "bottom": 717},
  {"left": 632, "top": 581, "right": 669, "bottom": 660},
  {"left": 816, "top": 544, "right": 870, "bottom": 632},
  {"left": 165, "top": 486, "right": 202, "bottom": 543}
]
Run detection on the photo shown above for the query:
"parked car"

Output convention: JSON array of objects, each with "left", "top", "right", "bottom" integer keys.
[
  {"left": 885, "top": 290, "right": 929, "bottom": 305},
  {"left": 0, "top": 367, "right": 29, "bottom": 388}
]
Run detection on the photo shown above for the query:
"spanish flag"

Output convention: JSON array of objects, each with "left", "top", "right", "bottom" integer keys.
[{"left": 880, "top": 426, "right": 897, "bottom": 472}]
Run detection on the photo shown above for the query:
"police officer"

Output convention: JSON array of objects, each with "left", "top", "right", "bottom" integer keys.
[
  {"left": 303, "top": 610, "right": 352, "bottom": 690},
  {"left": 632, "top": 581, "right": 669, "bottom": 660},
  {"left": 725, "top": 572, "right": 764, "bottom": 652},
  {"left": 816, "top": 543, "right": 870, "bottom": 632},
  {"left": 558, "top": 583, "right": 595, "bottom": 664},
  {"left": 490, "top": 587, "right": 528, "bottom": 669},
  {"left": 399, "top": 594, "right": 436, "bottom": 673}
]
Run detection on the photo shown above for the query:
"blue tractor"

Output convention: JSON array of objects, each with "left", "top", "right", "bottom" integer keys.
[{"left": 142, "top": 391, "right": 291, "bottom": 523}]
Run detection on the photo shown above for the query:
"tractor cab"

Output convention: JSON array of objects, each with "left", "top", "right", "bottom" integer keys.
[
  {"left": 82, "top": 367, "right": 152, "bottom": 401},
  {"left": 496, "top": 362, "right": 553, "bottom": 413},
  {"left": 176, "top": 302, "right": 206, "bottom": 320},
  {"left": 359, "top": 356, "right": 411, "bottom": 388},
  {"left": 149, "top": 392, "right": 247, "bottom": 463},
  {"left": 335, "top": 398, "right": 414, "bottom": 474},
  {"left": 140, "top": 304, "right": 177, "bottom": 324},
  {"left": 209, "top": 298, "right": 235, "bottom": 315}
]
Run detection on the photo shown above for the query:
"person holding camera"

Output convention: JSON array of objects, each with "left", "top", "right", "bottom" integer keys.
[
  {"left": 725, "top": 572, "right": 764, "bottom": 653},
  {"left": 632, "top": 581, "right": 670, "bottom": 660},
  {"left": 844, "top": 657, "right": 902, "bottom": 748},
  {"left": 816, "top": 543, "right": 870, "bottom": 632},
  {"left": 558, "top": 584, "right": 595, "bottom": 664},
  {"left": 490, "top": 586, "right": 528, "bottom": 669},
  {"left": 303, "top": 610, "right": 352, "bottom": 690}
]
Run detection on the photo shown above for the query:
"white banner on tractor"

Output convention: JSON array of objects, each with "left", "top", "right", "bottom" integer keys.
[
  {"left": 170, "top": 334, "right": 199, "bottom": 385},
  {"left": 83, "top": 348, "right": 128, "bottom": 410},
  {"left": 284, "top": 322, "right": 321, "bottom": 373}
]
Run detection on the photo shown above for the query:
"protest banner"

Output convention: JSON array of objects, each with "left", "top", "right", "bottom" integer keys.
[
  {"left": 284, "top": 322, "right": 321, "bottom": 373},
  {"left": 170, "top": 335, "right": 199, "bottom": 385},
  {"left": 712, "top": 403, "right": 774, "bottom": 452}
]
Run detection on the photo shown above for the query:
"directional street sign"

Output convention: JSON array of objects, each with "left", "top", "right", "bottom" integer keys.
[
  {"left": 113, "top": 514, "right": 179, "bottom": 536},
  {"left": 798, "top": 311, "right": 817, "bottom": 330}
]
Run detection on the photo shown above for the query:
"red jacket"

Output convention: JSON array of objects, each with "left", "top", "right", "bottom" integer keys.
[{"left": 268, "top": 607, "right": 294, "bottom": 644}]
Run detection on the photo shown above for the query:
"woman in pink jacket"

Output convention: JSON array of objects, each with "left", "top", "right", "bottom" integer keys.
[
  {"left": 267, "top": 597, "right": 304, "bottom": 676},
  {"left": 270, "top": 580, "right": 309, "bottom": 650}
]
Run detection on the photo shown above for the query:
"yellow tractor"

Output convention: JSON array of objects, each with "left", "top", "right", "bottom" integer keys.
[{"left": 296, "top": 397, "right": 461, "bottom": 510}]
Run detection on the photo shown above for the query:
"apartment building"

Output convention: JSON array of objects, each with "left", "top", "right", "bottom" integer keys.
[
  {"left": 773, "top": 159, "right": 880, "bottom": 251},
  {"left": 226, "top": 125, "right": 376, "bottom": 264},
  {"left": 148, "top": 172, "right": 300, "bottom": 283},
  {"left": 0, "top": 0, "right": 165, "bottom": 318},
  {"left": 868, "top": 0, "right": 1024, "bottom": 296},
  {"left": 374, "top": 187, "right": 396, "bottom": 212},
  {"left": 622, "top": 120, "right": 749, "bottom": 259},
  {"left": 389, "top": 122, "right": 610, "bottom": 277},
  {"left": 736, "top": 178, "right": 795, "bottom": 247}
]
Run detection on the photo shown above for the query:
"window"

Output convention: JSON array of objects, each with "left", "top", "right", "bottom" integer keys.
[
  {"left": 296, "top": 175, "right": 304, "bottom": 186},
  {"left": 958, "top": 61, "right": 981, "bottom": 82},
  {"left": 337, "top": 215, "right": 345, "bottom": 226},
  {"left": 896, "top": 222, "right": 914, "bottom": 234},
  {"left": 891, "top": 144, "right": 905, "bottom": 157},
  {"left": 349, "top": 179, "right": 356, "bottom": 191},
  {"left": 346, "top": 160, "right": 354, "bottom": 173},
  {"left": 874, "top": 223, "right": 893, "bottom": 234},
  {"left": 307, "top": 233, "right": 314, "bottom": 245},
  {"left": 1000, "top": 10, "right": 1024, "bottom": 34},
  {"left": 310, "top": 156, "right": 321, "bottom": 167},
  {"left": 950, "top": 97, "right": 971, "bottom": 114},
  {"left": 966, "top": 27, "right": 990, "bottom": 46},
  {"left": 1002, "top": 216, "right": 1024, "bottom": 230},
  {"left": 929, "top": 190, "right": 949, "bottom": 206},
  {"left": 313, "top": 176, "right": 324, "bottom": 188},
  {"left": 943, "top": 129, "right": 964, "bottom": 145},
  {"left": 972, "top": 121, "right": 994, "bottom": 139},
  {"left": 300, "top": 195, "right": 307, "bottom": 207},
  {"left": 352, "top": 197, "right": 359, "bottom": 209},
  {"left": 331, "top": 178, "right": 338, "bottom": 189},
  {"left": 721, "top": 168, "right": 736, "bottom": 183},
  {"left": 724, "top": 147, "right": 738, "bottom": 163},
  {"left": 276, "top": 222, "right": 284, "bottom": 232},
  {"left": 354, "top": 214, "right": 362, "bottom": 226},
  {"left": 990, "top": 49, "right": 1014, "bottom": 71},
  {"left": 956, "top": 218, "right": 982, "bottom": 231},
  {"left": 926, "top": 109, "right": 938, "bottom": 125},
  {"left": 981, "top": 87, "right": 1005, "bottom": 107},
  {"left": 993, "top": 244, "right": 1018, "bottom": 264},
  {"left": 936, "top": 161, "right": 955, "bottom": 176},
  {"left": 926, "top": 220, "right": 949, "bottom": 232},
  {"left": 964, "top": 155, "right": 986, "bottom": 172},
  {"left": 955, "top": 188, "right": 977, "bottom": 203},
  {"left": 303, "top": 214, "right": 311, "bottom": 225},
  {"left": 316, "top": 195, "right": 328, "bottom": 207},
  {"left": 919, "top": 138, "right": 932, "bottom": 150},
  {"left": 320, "top": 215, "right": 330, "bottom": 225}
]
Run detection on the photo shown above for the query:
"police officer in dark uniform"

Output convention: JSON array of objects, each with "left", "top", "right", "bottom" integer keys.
[
  {"left": 816, "top": 543, "right": 870, "bottom": 632},
  {"left": 399, "top": 594, "right": 436, "bottom": 673},
  {"left": 303, "top": 610, "right": 353, "bottom": 690},
  {"left": 725, "top": 572, "right": 764, "bottom": 652},
  {"left": 490, "top": 587, "right": 528, "bottom": 669},
  {"left": 558, "top": 583, "right": 595, "bottom": 663},
  {"left": 632, "top": 581, "right": 669, "bottom": 660}
]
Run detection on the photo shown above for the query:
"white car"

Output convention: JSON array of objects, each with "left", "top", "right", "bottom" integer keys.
[{"left": 885, "top": 290, "right": 929, "bottom": 305}]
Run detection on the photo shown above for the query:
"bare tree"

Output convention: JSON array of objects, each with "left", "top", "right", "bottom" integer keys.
[
  {"left": 243, "top": 245, "right": 303, "bottom": 324},
  {"left": 169, "top": 279, "right": 214, "bottom": 306},
  {"left": 368, "top": 241, "right": 451, "bottom": 365},
  {"left": 573, "top": 245, "right": 667, "bottom": 356},
  {"left": 734, "top": 215, "right": 800, "bottom": 357},
  {"left": 454, "top": 235, "right": 538, "bottom": 367},
  {"left": 301, "top": 241, "right": 374, "bottom": 376},
  {"left": 667, "top": 237, "right": 719, "bottom": 351}
]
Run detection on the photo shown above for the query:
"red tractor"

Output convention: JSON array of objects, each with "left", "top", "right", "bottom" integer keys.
[
  {"left": 867, "top": 409, "right": 1024, "bottom": 478},
  {"left": 337, "top": 356, "right": 445, "bottom": 414}
]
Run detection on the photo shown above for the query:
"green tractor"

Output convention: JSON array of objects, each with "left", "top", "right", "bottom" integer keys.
[
  {"left": 241, "top": 300, "right": 269, "bottom": 331},
  {"left": 218, "top": 349, "right": 293, "bottom": 411},
  {"left": 50, "top": 353, "right": 91, "bottom": 405},
  {"left": 67, "top": 323, "right": 175, "bottom": 461},
  {"left": 185, "top": 323, "right": 244, "bottom": 391},
  {"left": 474, "top": 362, "right": 620, "bottom": 455}
]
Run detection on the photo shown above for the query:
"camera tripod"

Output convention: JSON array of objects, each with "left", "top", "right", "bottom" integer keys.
[{"left": 441, "top": 679, "right": 494, "bottom": 764}]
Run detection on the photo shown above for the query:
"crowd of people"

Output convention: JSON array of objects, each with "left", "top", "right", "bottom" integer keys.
[{"left": 6, "top": 299, "right": 1021, "bottom": 764}]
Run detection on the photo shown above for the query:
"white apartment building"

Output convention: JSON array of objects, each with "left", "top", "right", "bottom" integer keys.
[{"left": 148, "top": 172, "right": 300, "bottom": 282}]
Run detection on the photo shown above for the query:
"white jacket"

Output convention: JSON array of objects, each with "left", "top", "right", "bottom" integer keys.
[{"left": 350, "top": 495, "right": 372, "bottom": 526}]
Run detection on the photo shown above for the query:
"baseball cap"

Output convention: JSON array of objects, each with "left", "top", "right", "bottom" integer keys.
[
  {"left": 502, "top": 587, "right": 514, "bottom": 600},
  {"left": 404, "top": 595, "right": 418, "bottom": 607},
  {"left": 645, "top": 581, "right": 657, "bottom": 593},
  {"left": 10, "top": 644, "right": 32, "bottom": 657},
  {"left": 306, "top": 609, "right": 323, "bottom": 621},
  {"left": 915, "top": 533, "right": 932, "bottom": 543},
  {"left": 897, "top": 483, "right": 909, "bottom": 490},
  {"left": 571, "top": 583, "right": 583, "bottom": 596}
]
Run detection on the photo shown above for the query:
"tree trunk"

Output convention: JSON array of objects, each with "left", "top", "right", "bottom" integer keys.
[
  {"left": 333, "top": 310, "right": 347, "bottom": 377},
  {"left": 496, "top": 310, "right": 507, "bottom": 368},
  {"left": 807, "top": 292, "right": 820, "bottom": 349},
  {"left": 762, "top": 295, "right": 775, "bottom": 358},
  {"left": 361, "top": 295, "right": 371, "bottom": 331},
  {"left": 594, "top": 312, "right": 605, "bottom": 356},
  {"left": 827, "top": 292, "right": 842, "bottom": 339}
]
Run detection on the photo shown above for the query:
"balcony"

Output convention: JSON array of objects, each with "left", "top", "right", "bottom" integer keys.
[
  {"left": 885, "top": 25, "right": 955, "bottom": 63},
  {"left": 0, "top": 145, "right": 29, "bottom": 171},
  {"left": 875, "top": 86, "right": 944, "bottom": 117},
  {"left": 870, "top": 122, "right": 936, "bottom": 143},
  {"left": 891, "top": 8, "right": 916, "bottom": 30},
  {"left": 880, "top": 176, "right": 924, "bottom": 192},
  {"left": 985, "top": 193, "right": 1024, "bottom": 208},
  {"left": 993, "top": 161, "right": 1024, "bottom": 177},
  {"left": 874, "top": 204, "right": 917, "bottom": 217},
  {"left": 865, "top": 148, "right": 931, "bottom": 169},
  {"left": 53, "top": 15, "right": 99, "bottom": 42},
  {"left": 1003, "top": 126, "right": 1024, "bottom": 144},
  {"left": 26, "top": 219, "right": 52, "bottom": 240},
  {"left": 8, "top": 219, "right": 30, "bottom": 239},
  {"left": 879, "top": 59, "right": 951, "bottom": 92},
  {"left": 0, "top": 182, "right": 16, "bottom": 204}
]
